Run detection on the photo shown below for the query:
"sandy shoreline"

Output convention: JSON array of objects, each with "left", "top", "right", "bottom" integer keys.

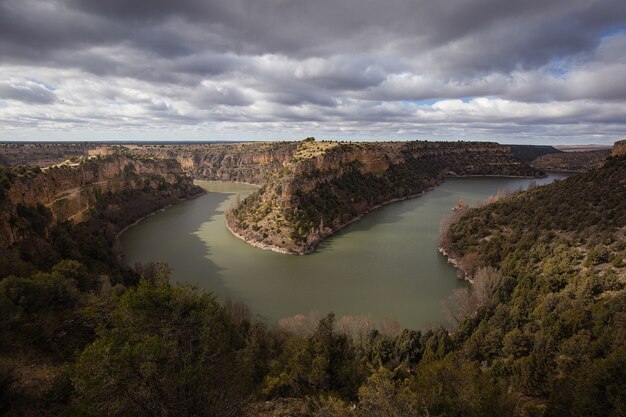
[{"left": 225, "top": 220, "right": 297, "bottom": 255}]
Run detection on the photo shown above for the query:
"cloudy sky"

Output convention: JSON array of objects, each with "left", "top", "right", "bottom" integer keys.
[{"left": 1, "top": 0, "right": 625, "bottom": 144}]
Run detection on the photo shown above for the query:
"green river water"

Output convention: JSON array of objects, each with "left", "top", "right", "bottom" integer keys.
[{"left": 120, "top": 174, "right": 568, "bottom": 329}]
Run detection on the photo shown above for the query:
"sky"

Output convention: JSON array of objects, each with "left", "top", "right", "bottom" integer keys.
[{"left": 0, "top": 0, "right": 625, "bottom": 144}]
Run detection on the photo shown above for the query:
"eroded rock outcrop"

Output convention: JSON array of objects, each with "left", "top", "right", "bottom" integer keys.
[{"left": 612, "top": 140, "right": 626, "bottom": 158}]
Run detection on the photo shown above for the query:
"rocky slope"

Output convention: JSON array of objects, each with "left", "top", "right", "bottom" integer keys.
[
  {"left": 612, "top": 139, "right": 626, "bottom": 157},
  {"left": 531, "top": 149, "right": 611, "bottom": 172},
  {"left": 225, "top": 139, "right": 542, "bottom": 254},
  {"left": 0, "top": 154, "right": 202, "bottom": 247}
]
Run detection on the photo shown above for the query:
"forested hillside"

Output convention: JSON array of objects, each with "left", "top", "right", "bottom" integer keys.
[
  {"left": 440, "top": 149, "right": 625, "bottom": 416},
  {"left": 0, "top": 156, "right": 204, "bottom": 415}
]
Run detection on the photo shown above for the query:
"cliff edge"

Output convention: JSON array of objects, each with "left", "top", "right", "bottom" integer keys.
[
  {"left": 225, "top": 139, "right": 542, "bottom": 254},
  {"left": 0, "top": 154, "right": 202, "bottom": 247}
]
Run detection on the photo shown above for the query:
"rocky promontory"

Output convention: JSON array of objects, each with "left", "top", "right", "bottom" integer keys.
[{"left": 224, "top": 139, "right": 542, "bottom": 254}]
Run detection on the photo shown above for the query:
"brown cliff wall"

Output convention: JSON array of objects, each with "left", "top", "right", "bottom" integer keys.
[
  {"left": 0, "top": 155, "right": 200, "bottom": 247},
  {"left": 128, "top": 142, "right": 299, "bottom": 184},
  {"left": 612, "top": 140, "right": 626, "bottom": 158}
]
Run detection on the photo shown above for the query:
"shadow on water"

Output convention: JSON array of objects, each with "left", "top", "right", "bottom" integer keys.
[{"left": 120, "top": 191, "right": 237, "bottom": 301}]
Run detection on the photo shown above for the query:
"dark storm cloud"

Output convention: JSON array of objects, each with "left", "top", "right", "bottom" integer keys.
[
  {"left": 1, "top": 0, "right": 622, "bottom": 71},
  {"left": 0, "top": 80, "right": 57, "bottom": 104},
  {"left": 0, "top": 0, "right": 625, "bottom": 142}
]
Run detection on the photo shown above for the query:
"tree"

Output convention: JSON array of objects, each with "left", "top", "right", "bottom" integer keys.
[
  {"left": 444, "top": 287, "right": 476, "bottom": 324},
  {"left": 358, "top": 367, "right": 418, "bottom": 417},
  {"left": 408, "top": 356, "right": 517, "bottom": 417},
  {"left": 460, "top": 252, "right": 482, "bottom": 279},
  {"left": 473, "top": 266, "right": 504, "bottom": 306},
  {"left": 72, "top": 278, "right": 251, "bottom": 417}
]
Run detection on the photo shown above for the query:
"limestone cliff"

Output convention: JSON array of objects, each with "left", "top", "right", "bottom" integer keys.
[
  {"left": 128, "top": 142, "right": 299, "bottom": 184},
  {"left": 0, "top": 154, "right": 201, "bottom": 247},
  {"left": 225, "top": 140, "right": 542, "bottom": 254},
  {"left": 612, "top": 140, "right": 626, "bottom": 158}
]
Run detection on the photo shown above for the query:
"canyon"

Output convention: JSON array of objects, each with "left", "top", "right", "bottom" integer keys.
[
  {"left": 1, "top": 139, "right": 616, "bottom": 254},
  {"left": 190, "top": 139, "right": 543, "bottom": 254},
  {"left": 0, "top": 153, "right": 201, "bottom": 247}
]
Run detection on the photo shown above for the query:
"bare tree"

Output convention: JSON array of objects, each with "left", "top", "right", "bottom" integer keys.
[
  {"left": 443, "top": 266, "right": 505, "bottom": 326},
  {"left": 460, "top": 251, "right": 481, "bottom": 278},
  {"left": 379, "top": 317, "right": 402, "bottom": 338},
  {"left": 473, "top": 266, "right": 504, "bottom": 306},
  {"left": 443, "top": 287, "right": 477, "bottom": 325},
  {"left": 439, "top": 199, "right": 470, "bottom": 254},
  {"left": 276, "top": 309, "right": 322, "bottom": 336},
  {"left": 337, "top": 314, "right": 374, "bottom": 347}
]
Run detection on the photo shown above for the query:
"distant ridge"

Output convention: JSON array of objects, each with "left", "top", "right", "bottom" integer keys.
[
  {"left": 507, "top": 144, "right": 561, "bottom": 162},
  {"left": 555, "top": 144, "right": 613, "bottom": 152}
]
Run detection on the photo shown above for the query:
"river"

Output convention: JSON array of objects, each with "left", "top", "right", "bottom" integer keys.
[{"left": 120, "top": 174, "right": 569, "bottom": 330}]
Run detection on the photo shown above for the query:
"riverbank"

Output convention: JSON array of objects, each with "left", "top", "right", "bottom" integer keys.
[
  {"left": 225, "top": 186, "right": 438, "bottom": 255},
  {"left": 225, "top": 220, "right": 296, "bottom": 255},
  {"left": 113, "top": 190, "right": 206, "bottom": 265},
  {"left": 115, "top": 190, "right": 206, "bottom": 240},
  {"left": 438, "top": 246, "right": 473, "bottom": 284},
  {"left": 195, "top": 178, "right": 262, "bottom": 188},
  {"left": 225, "top": 171, "right": 547, "bottom": 256}
]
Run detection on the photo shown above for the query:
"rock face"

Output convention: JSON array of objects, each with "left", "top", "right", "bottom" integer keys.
[
  {"left": 0, "top": 154, "right": 200, "bottom": 247},
  {"left": 224, "top": 140, "right": 542, "bottom": 254},
  {"left": 612, "top": 140, "right": 626, "bottom": 158},
  {"left": 129, "top": 142, "right": 299, "bottom": 184}
]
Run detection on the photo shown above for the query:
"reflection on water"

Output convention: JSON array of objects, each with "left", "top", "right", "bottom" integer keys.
[{"left": 120, "top": 174, "right": 569, "bottom": 329}]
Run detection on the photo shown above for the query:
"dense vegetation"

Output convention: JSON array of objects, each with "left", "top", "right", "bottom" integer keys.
[
  {"left": 1, "top": 148, "right": 624, "bottom": 416},
  {"left": 0, "top": 164, "right": 203, "bottom": 415},
  {"left": 440, "top": 153, "right": 626, "bottom": 416}
]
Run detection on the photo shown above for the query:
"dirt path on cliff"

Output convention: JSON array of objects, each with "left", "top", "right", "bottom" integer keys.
[{"left": 46, "top": 181, "right": 108, "bottom": 206}]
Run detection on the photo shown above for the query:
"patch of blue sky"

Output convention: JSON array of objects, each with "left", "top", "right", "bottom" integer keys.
[
  {"left": 544, "top": 57, "right": 572, "bottom": 79},
  {"left": 402, "top": 99, "right": 439, "bottom": 106},
  {"left": 25, "top": 77, "right": 56, "bottom": 91},
  {"left": 402, "top": 97, "right": 477, "bottom": 106},
  {"left": 601, "top": 24, "right": 626, "bottom": 39}
]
